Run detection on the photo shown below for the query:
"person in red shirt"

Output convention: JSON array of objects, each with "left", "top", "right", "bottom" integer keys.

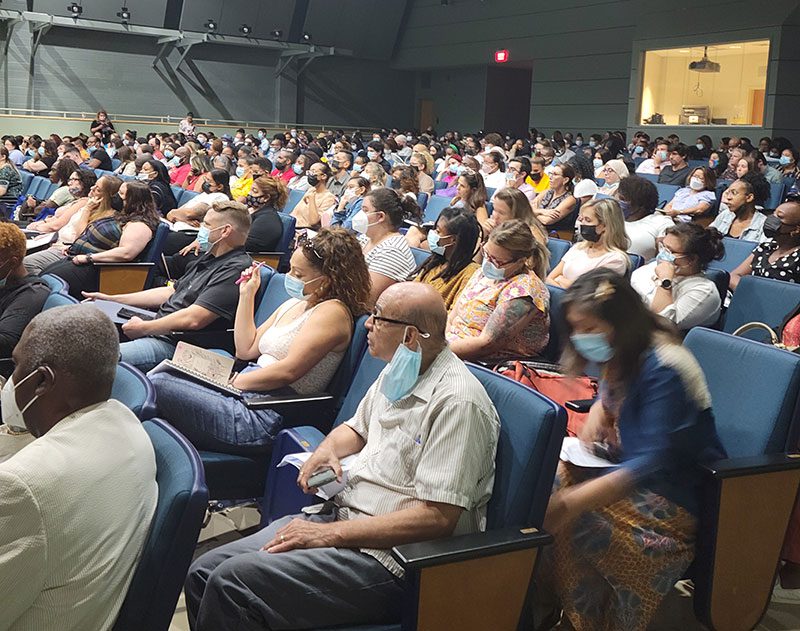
[
  {"left": 168, "top": 146, "right": 192, "bottom": 185},
  {"left": 270, "top": 149, "right": 295, "bottom": 184}
]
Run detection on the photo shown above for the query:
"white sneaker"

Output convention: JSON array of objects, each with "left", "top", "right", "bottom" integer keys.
[{"left": 771, "top": 581, "right": 800, "bottom": 605}]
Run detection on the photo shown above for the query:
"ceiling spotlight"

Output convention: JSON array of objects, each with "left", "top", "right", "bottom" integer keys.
[
  {"left": 204, "top": 19, "right": 217, "bottom": 32},
  {"left": 271, "top": 29, "right": 283, "bottom": 40},
  {"left": 239, "top": 23, "right": 252, "bottom": 36},
  {"left": 117, "top": 6, "right": 131, "bottom": 23},
  {"left": 301, "top": 32, "right": 311, "bottom": 42},
  {"left": 66, "top": 2, "right": 82, "bottom": 16}
]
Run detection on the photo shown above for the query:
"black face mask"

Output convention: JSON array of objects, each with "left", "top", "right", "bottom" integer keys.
[
  {"left": 245, "top": 194, "right": 262, "bottom": 207},
  {"left": 329, "top": 159, "right": 340, "bottom": 170},
  {"left": 580, "top": 224, "right": 601, "bottom": 242},
  {"left": 275, "top": 160, "right": 286, "bottom": 170},
  {"left": 306, "top": 174, "right": 320, "bottom": 187},
  {"left": 202, "top": 181, "right": 212, "bottom": 194},
  {"left": 110, "top": 193, "right": 124, "bottom": 212},
  {"left": 763, "top": 214, "right": 793, "bottom": 239},
  {"left": 530, "top": 172, "right": 542, "bottom": 182}
]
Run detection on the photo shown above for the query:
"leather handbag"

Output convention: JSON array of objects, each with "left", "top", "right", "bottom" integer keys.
[
  {"left": 493, "top": 360, "right": 598, "bottom": 437},
  {"left": 732, "top": 321, "right": 799, "bottom": 352}
]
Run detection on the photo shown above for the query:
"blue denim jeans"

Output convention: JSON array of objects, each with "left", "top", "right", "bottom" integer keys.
[
  {"left": 149, "top": 371, "right": 284, "bottom": 455},
  {"left": 119, "top": 337, "right": 177, "bottom": 373}
]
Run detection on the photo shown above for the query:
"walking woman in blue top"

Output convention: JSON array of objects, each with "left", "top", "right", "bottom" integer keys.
[{"left": 538, "top": 268, "right": 726, "bottom": 631}]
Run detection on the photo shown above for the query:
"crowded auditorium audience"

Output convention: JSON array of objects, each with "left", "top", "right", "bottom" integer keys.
[{"left": 4, "top": 119, "right": 800, "bottom": 631}]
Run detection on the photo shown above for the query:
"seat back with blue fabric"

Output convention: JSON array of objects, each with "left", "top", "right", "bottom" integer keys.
[
  {"left": 688, "top": 159, "right": 707, "bottom": 169},
  {"left": 540, "top": 284, "right": 565, "bottom": 362},
  {"left": 112, "top": 419, "right": 208, "bottom": 631},
  {"left": 43, "top": 291, "right": 79, "bottom": 310},
  {"left": 423, "top": 194, "right": 451, "bottom": 223},
  {"left": 111, "top": 158, "right": 121, "bottom": 170},
  {"left": 410, "top": 246, "right": 430, "bottom": 268},
  {"left": 627, "top": 252, "right": 644, "bottom": 271},
  {"left": 276, "top": 212, "right": 296, "bottom": 271},
  {"left": 723, "top": 275, "right": 800, "bottom": 340},
  {"left": 434, "top": 180, "right": 448, "bottom": 190},
  {"left": 170, "top": 185, "right": 184, "bottom": 205},
  {"left": 139, "top": 223, "right": 171, "bottom": 288},
  {"left": 486, "top": 187, "right": 496, "bottom": 198},
  {"left": 704, "top": 268, "right": 730, "bottom": 328},
  {"left": 684, "top": 328, "right": 800, "bottom": 457},
  {"left": 40, "top": 273, "right": 67, "bottom": 294},
  {"left": 254, "top": 269, "right": 289, "bottom": 326},
  {"left": 27, "top": 176, "right": 52, "bottom": 200},
  {"left": 181, "top": 190, "right": 199, "bottom": 206},
  {"left": 708, "top": 237, "right": 758, "bottom": 273},
  {"left": 546, "top": 238, "right": 571, "bottom": 273},
  {"left": 112, "top": 362, "right": 157, "bottom": 420},
  {"left": 19, "top": 170, "right": 34, "bottom": 195},
  {"left": 655, "top": 183, "right": 680, "bottom": 207},
  {"left": 766, "top": 181, "right": 786, "bottom": 211},
  {"left": 640, "top": 173, "right": 659, "bottom": 183},
  {"left": 416, "top": 192, "right": 429, "bottom": 211},
  {"left": 285, "top": 188, "right": 305, "bottom": 213},
  {"left": 467, "top": 363, "right": 567, "bottom": 527}
]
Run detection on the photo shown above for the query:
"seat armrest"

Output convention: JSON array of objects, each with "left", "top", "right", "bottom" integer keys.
[
  {"left": 94, "top": 261, "right": 155, "bottom": 267},
  {"left": 169, "top": 329, "right": 234, "bottom": 336},
  {"left": 700, "top": 453, "right": 800, "bottom": 478},
  {"left": 392, "top": 527, "right": 552, "bottom": 571},
  {"left": 245, "top": 393, "right": 333, "bottom": 409}
]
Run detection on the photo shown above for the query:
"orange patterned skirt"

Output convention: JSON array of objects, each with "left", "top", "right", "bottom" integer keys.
[{"left": 543, "top": 462, "right": 697, "bottom": 631}]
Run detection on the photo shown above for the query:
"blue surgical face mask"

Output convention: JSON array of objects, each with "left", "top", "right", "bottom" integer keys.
[
  {"left": 780, "top": 155, "right": 793, "bottom": 166},
  {"left": 618, "top": 199, "right": 632, "bottom": 218},
  {"left": 196, "top": 224, "right": 227, "bottom": 253},
  {"left": 164, "top": 149, "right": 174, "bottom": 159},
  {"left": 588, "top": 141, "right": 597, "bottom": 149},
  {"left": 235, "top": 166, "right": 246, "bottom": 178},
  {"left": 292, "top": 163, "right": 304, "bottom": 175},
  {"left": 37, "top": 146, "right": 45, "bottom": 156},
  {"left": 427, "top": 230, "right": 447, "bottom": 256},
  {"left": 107, "top": 146, "right": 117, "bottom": 158},
  {"left": 593, "top": 158, "right": 603, "bottom": 169},
  {"left": 696, "top": 143, "right": 704, "bottom": 150},
  {"left": 353, "top": 163, "right": 364, "bottom": 173},
  {"left": 656, "top": 244, "right": 676, "bottom": 263},
  {"left": 481, "top": 258, "right": 506, "bottom": 280},
  {"left": 634, "top": 146, "right": 644, "bottom": 154},
  {"left": 570, "top": 333, "right": 614, "bottom": 363},
  {"left": 284, "top": 273, "right": 321, "bottom": 301},
  {"left": 380, "top": 328, "right": 423, "bottom": 402},
  {"left": 367, "top": 150, "right": 378, "bottom": 160}
]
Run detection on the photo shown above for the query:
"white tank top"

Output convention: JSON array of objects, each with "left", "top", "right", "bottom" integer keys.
[{"left": 256, "top": 298, "right": 347, "bottom": 394}]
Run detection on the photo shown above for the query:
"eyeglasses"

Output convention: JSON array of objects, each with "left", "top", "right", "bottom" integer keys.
[
  {"left": 369, "top": 308, "right": 430, "bottom": 337},
  {"left": 481, "top": 246, "right": 515, "bottom": 268},
  {"left": 297, "top": 232, "right": 324, "bottom": 261}
]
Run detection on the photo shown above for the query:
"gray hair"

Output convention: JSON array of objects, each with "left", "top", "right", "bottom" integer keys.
[{"left": 23, "top": 306, "right": 119, "bottom": 389}]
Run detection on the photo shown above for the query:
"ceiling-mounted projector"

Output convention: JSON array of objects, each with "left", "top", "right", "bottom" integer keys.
[{"left": 689, "top": 46, "right": 721, "bottom": 73}]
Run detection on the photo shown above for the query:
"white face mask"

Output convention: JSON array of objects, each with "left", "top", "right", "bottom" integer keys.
[
  {"left": 689, "top": 177, "right": 704, "bottom": 191},
  {"left": 351, "top": 210, "right": 381, "bottom": 234},
  {"left": 1, "top": 369, "right": 47, "bottom": 433}
]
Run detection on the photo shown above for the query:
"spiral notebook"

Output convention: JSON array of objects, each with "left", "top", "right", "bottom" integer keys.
[{"left": 148, "top": 341, "right": 242, "bottom": 396}]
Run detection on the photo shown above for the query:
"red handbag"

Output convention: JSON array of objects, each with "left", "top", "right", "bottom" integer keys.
[{"left": 494, "top": 361, "right": 598, "bottom": 437}]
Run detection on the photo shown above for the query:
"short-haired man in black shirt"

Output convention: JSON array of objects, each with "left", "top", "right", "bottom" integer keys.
[
  {"left": 83, "top": 202, "right": 253, "bottom": 372},
  {"left": 85, "top": 136, "right": 114, "bottom": 171},
  {"left": 658, "top": 143, "right": 692, "bottom": 185}
]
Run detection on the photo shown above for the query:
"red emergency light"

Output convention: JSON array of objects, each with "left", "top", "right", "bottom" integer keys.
[{"left": 494, "top": 49, "right": 509, "bottom": 63}]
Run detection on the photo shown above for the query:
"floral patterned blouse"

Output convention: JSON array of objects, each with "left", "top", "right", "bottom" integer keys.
[{"left": 446, "top": 268, "right": 550, "bottom": 358}]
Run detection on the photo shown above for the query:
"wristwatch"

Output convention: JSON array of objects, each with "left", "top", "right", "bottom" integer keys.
[
  {"left": 657, "top": 277, "right": 672, "bottom": 290},
  {"left": 86, "top": 253, "right": 94, "bottom": 264}
]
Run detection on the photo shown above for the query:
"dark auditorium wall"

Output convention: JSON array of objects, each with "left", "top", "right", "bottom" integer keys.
[{"left": 395, "top": 0, "right": 800, "bottom": 141}]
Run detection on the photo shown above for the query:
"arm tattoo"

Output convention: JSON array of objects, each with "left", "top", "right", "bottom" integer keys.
[{"left": 484, "top": 297, "right": 535, "bottom": 342}]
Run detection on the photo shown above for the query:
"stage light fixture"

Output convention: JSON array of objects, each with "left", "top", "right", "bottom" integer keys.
[
  {"left": 204, "top": 19, "right": 217, "bottom": 32},
  {"left": 239, "top": 23, "right": 252, "bottom": 36},
  {"left": 66, "top": 2, "right": 82, "bottom": 17},
  {"left": 271, "top": 29, "right": 283, "bottom": 40},
  {"left": 301, "top": 31, "right": 311, "bottom": 42},
  {"left": 117, "top": 6, "right": 131, "bottom": 23}
]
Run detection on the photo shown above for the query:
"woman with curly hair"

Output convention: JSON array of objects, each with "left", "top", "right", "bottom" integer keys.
[{"left": 149, "top": 227, "right": 372, "bottom": 455}]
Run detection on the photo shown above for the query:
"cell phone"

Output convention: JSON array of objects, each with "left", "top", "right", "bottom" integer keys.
[
  {"left": 565, "top": 399, "right": 596, "bottom": 413},
  {"left": 307, "top": 467, "right": 336, "bottom": 489}
]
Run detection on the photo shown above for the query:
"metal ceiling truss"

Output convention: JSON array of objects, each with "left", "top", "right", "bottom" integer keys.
[{"left": 0, "top": 9, "right": 350, "bottom": 71}]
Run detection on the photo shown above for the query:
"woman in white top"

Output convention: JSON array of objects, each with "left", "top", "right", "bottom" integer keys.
[
  {"left": 546, "top": 198, "right": 629, "bottom": 288},
  {"left": 709, "top": 173, "right": 770, "bottom": 243},
  {"left": 597, "top": 159, "right": 629, "bottom": 197},
  {"left": 113, "top": 146, "right": 137, "bottom": 177},
  {"left": 631, "top": 223, "right": 724, "bottom": 330},
  {"left": 661, "top": 166, "right": 717, "bottom": 223},
  {"left": 355, "top": 187, "right": 418, "bottom": 306},
  {"left": 619, "top": 175, "right": 674, "bottom": 260},
  {"left": 287, "top": 152, "right": 317, "bottom": 191},
  {"left": 291, "top": 162, "right": 337, "bottom": 229},
  {"left": 149, "top": 228, "right": 372, "bottom": 454}
]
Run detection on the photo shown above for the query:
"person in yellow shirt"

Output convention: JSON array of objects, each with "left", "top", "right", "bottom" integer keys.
[
  {"left": 230, "top": 157, "right": 270, "bottom": 202},
  {"left": 526, "top": 156, "right": 550, "bottom": 193}
]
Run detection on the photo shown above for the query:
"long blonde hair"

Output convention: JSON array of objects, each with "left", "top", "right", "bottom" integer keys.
[
  {"left": 580, "top": 198, "right": 629, "bottom": 256},
  {"left": 489, "top": 219, "right": 550, "bottom": 280},
  {"left": 493, "top": 187, "right": 548, "bottom": 245}
]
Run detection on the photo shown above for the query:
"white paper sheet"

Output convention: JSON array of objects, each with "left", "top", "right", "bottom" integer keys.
[
  {"left": 277, "top": 451, "right": 357, "bottom": 500},
  {"left": 560, "top": 436, "right": 620, "bottom": 468}
]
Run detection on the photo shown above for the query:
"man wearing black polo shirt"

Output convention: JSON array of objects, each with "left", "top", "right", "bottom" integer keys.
[
  {"left": 657, "top": 143, "right": 692, "bottom": 186},
  {"left": 82, "top": 201, "right": 252, "bottom": 372}
]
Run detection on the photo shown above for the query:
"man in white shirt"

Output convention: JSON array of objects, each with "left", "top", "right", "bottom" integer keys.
[
  {"left": 0, "top": 307, "right": 157, "bottom": 631},
  {"left": 481, "top": 150, "right": 508, "bottom": 190},
  {"left": 185, "top": 282, "right": 500, "bottom": 630},
  {"left": 636, "top": 140, "right": 670, "bottom": 175}
]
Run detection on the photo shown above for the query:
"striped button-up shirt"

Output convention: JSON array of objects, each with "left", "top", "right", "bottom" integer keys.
[{"left": 336, "top": 348, "right": 500, "bottom": 577}]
